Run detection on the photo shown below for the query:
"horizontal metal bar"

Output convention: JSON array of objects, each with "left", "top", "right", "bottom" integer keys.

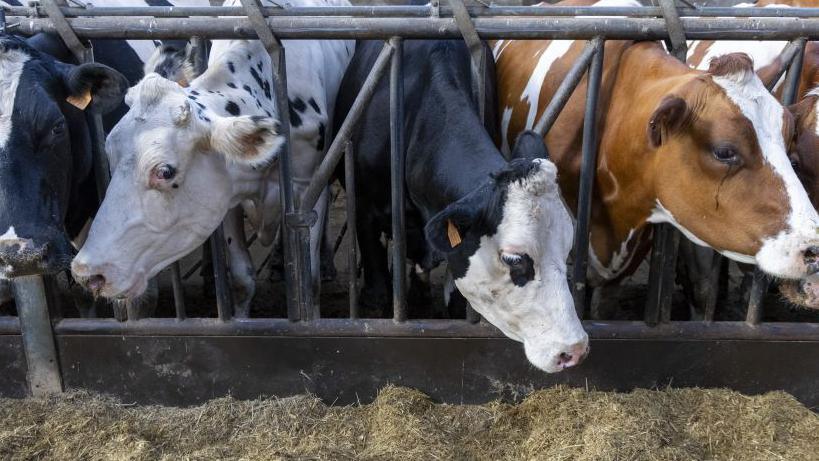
[
  {"left": 11, "top": 16, "right": 819, "bottom": 40},
  {"left": 9, "top": 5, "right": 819, "bottom": 19},
  {"left": 51, "top": 318, "right": 819, "bottom": 341},
  {"left": 0, "top": 317, "right": 21, "bottom": 335}
]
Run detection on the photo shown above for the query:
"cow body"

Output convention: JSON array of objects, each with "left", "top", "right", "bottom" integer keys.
[
  {"left": 336, "top": 40, "right": 586, "bottom": 372},
  {"left": 494, "top": 0, "right": 819, "bottom": 294},
  {"left": 72, "top": 0, "right": 354, "bottom": 317}
]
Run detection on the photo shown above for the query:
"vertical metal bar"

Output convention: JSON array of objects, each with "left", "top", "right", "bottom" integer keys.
[
  {"left": 571, "top": 37, "right": 604, "bottom": 309},
  {"left": 13, "top": 276, "right": 63, "bottom": 396},
  {"left": 746, "top": 270, "right": 767, "bottom": 325},
  {"left": 170, "top": 263, "right": 186, "bottom": 321},
  {"left": 782, "top": 37, "right": 806, "bottom": 106},
  {"left": 345, "top": 141, "right": 359, "bottom": 319},
  {"left": 211, "top": 225, "right": 234, "bottom": 321},
  {"left": 390, "top": 37, "right": 407, "bottom": 323},
  {"left": 746, "top": 37, "right": 805, "bottom": 321},
  {"left": 644, "top": 231, "right": 680, "bottom": 325}
]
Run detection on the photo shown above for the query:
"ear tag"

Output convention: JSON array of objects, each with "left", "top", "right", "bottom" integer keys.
[
  {"left": 447, "top": 220, "right": 462, "bottom": 248},
  {"left": 66, "top": 90, "right": 92, "bottom": 110}
]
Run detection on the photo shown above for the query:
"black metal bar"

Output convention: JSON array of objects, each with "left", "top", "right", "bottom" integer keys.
[
  {"left": 450, "top": 0, "right": 485, "bottom": 120},
  {"left": 14, "top": 16, "right": 819, "bottom": 41},
  {"left": 764, "top": 38, "right": 802, "bottom": 92},
  {"left": 300, "top": 41, "right": 394, "bottom": 214},
  {"left": 210, "top": 225, "right": 234, "bottom": 321},
  {"left": 644, "top": 225, "right": 681, "bottom": 325},
  {"left": 170, "top": 263, "right": 185, "bottom": 321},
  {"left": 0, "top": 5, "right": 6, "bottom": 33},
  {"left": 571, "top": 37, "right": 604, "bottom": 308},
  {"left": 659, "top": 0, "right": 687, "bottom": 61},
  {"left": 50, "top": 318, "right": 819, "bottom": 341},
  {"left": 12, "top": 5, "right": 819, "bottom": 19},
  {"left": 533, "top": 38, "right": 596, "bottom": 137},
  {"left": 746, "top": 270, "right": 768, "bottom": 325},
  {"left": 390, "top": 37, "right": 407, "bottom": 323},
  {"left": 0, "top": 317, "right": 20, "bottom": 335},
  {"left": 782, "top": 37, "right": 806, "bottom": 106},
  {"left": 345, "top": 142, "right": 359, "bottom": 319},
  {"left": 12, "top": 276, "right": 63, "bottom": 395}
]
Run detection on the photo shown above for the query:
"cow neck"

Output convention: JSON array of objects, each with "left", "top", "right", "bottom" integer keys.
[{"left": 589, "top": 42, "right": 695, "bottom": 274}]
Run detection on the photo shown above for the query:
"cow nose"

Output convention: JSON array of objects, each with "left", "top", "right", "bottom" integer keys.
[
  {"left": 85, "top": 274, "right": 106, "bottom": 295},
  {"left": 804, "top": 246, "right": 819, "bottom": 274},
  {"left": 556, "top": 342, "right": 590, "bottom": 369}
]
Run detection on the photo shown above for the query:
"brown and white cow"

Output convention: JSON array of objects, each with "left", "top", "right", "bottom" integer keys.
[
  {"left": 493, "top": 0, "right": 819, "bottom": 299},
  {"left": 686, "top": 0, "right": 819, "bottom": 309}
]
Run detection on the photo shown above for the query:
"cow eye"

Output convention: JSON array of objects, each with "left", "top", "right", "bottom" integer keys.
[
  {"left": 154, "top": 163, "right": 176, "bottom": 181},
  {"left": 791, "top": 155, "right": 801, "bottom": 173},
  {"left": 712, "top": 145, "right": 739, "bottom": 165},
  {"left": 501, "top": 253, "right": 523, "bottom": 267}
]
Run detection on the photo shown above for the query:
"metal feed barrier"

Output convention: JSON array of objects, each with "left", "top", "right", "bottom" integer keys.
[{"left": 2, "top": 1, "right": 819, "bottom": 406}]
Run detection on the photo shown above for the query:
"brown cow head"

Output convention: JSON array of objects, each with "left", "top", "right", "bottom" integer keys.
[{"left": 642, "top": 53, "right": 819, "bottom": 280}]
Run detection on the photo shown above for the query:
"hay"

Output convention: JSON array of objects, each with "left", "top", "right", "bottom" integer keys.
[{"left": 1, "top": 386, "right": 817, "bottom": 461}]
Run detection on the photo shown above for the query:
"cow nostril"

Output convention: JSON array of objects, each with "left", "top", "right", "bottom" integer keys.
[
  {"left": 805, "top": 246, "right": 819, "bottom": 273},
  {"left": 86, "top": 274, "right": 106, "bottom": 294},
  {"left": 557, "top": 352, "right": 573, "bottom": 367}
]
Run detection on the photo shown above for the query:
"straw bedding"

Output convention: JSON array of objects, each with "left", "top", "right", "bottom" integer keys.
[{"left": 1, "top": 386, "right": 817, "bottom": 460}]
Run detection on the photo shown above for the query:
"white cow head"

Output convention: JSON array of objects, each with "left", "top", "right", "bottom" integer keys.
[
  {"left": 426, "top": 132, "right": 587, "bottom": 373},
  {"left": 71, "top": 73, "right": 282, "bottom": 298}
]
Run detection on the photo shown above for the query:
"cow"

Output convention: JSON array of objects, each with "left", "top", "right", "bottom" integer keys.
[
  {"left": 493, "top": 0, "right": 819, "bottom": 316},
  {"left": 0, "top": 0, "right": 208, "bottom": 316},
  {"left": 684, "top": 0, "right": 819, "bottom": 312},
  {"left": 335, "top": 39, "right": 586, "bottom": 372},
  {"left": 70, "top": 0, "right": 355, "bottom": 318}
]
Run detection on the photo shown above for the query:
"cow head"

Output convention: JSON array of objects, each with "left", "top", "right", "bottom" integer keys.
[
  {"left": 639, "top": 53, "right": 819, "bottom": 281},
  {"left": 0, "top": 34, "right": 128, "bottom": 279},
  {"left": 71, "top": 73, "right": 282, "bottom": 298},
  {"left": 426, "top": 132, "right": 587, "bottom": 373}
]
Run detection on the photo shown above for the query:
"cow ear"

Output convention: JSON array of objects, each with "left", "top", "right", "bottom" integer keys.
[
  {"left": 647, "top": 96, "right": 690, "bottom": 148},
  {"left": 511, "top": 130, "right": 549, "bottom": 160},
  {"left": 425, "top": 186, "right": 488, "bottom": 254},
  {"left": 63, "top": 62, "right": 129, "bottom": 114},
  {"left": 209, "top": 115, "right": 284, "bottom": 167}
]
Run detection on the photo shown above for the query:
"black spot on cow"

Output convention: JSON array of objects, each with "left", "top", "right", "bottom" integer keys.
[
  {"left": 227, "top": 82, "right": 237, "bottom": 89},
  {"left": 289, "top": 105, "right": 302, "bottom": 128},
  {"left": 227, "top": 61, "right": 235, "bottom": 73},
  {"left": 240, "top": 98, "right": 247, "bottom": 105},
  {"left": 243, "top": 84, "right": 253, "bottom": 95},
  {"left": 317, "top": 122, "right": 326, "bottom": 151},
  {"left": 256, "top": 100, "right": 262, "bottom": 109},
  {"left": 190, "top": 90, "right": 199, "bottom": 96},
  {"left": 249, "top": 67, "right": 272, "bottom": 99},
  {"left": 291, "top": 97, "right": 307, "bottom": 113},
  {"left": 256, "top": 61, "right": 263, "bottom": 72},
  {"left": 225, "top": 101, "right": 240, "bottom": 116},
  {"left": 308, "top": 97, "right": 321, "bottom": 114},
  {"left": 195, "top": 102, "right": 205, "bottom": 110},
  {"left": 207, "top": 90, "right": 215, "bottom": 94},
  {"left": 265, "top": 110, "right": 272, "bottom": 117},
  {"left": 188, "top": 95, "right": 197, "bottom": 101},
  {"left": 172, "top": 184, "right": 179, "bottom": 189},
  {"left": 247, "top": 54, "right": 252, "bottom": 60},
  {"left": 508, "top": 254, "right": 535, "bottom": 287}
]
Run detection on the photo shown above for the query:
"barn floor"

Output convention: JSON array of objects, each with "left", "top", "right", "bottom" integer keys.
[{"left": 0, "top": 386, "right": 817, "bottom": 460}]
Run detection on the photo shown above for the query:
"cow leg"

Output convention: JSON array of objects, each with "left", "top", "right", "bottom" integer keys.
[
  {"left": 590, "top": 284, "right": 620, "bottom": 320},
  {"left": 224, "top": 206, "right": 255, "bottom": 319},
  {"left": 677, "top": 242, "right": 722, "bottom": 320},
  {"left": 357, "top": 212, "right": 390, "bottom": 316},
  {"left": 408, "top": 265, "right": 434, "bottom": 317}
]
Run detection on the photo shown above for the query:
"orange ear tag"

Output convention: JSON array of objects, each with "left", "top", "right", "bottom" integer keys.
[
  {"left": 66, "top": 90, "right": 92, "bottom": 110},
  {"left": 447, "top": 220, "right": 462, "bottom": 248}
]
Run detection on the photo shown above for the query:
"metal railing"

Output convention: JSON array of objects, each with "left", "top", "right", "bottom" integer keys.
[{"left": 1, "top": 2, "right": 819, "bottom": 397}]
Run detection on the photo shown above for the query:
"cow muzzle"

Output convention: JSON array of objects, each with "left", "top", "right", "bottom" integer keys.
[{"left": 0, "top": 233, "right": 71, "bottom": 278}]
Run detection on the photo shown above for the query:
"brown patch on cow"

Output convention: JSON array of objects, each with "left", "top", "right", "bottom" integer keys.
[
  {"left": 789, "top": 95, "right": 819, "bottom": 206},
  {"left": 708, "top": 53, "right": 754, "bottom": 78},
  {"left": 687, "top": 40, "right": 713, "bottom": 69}
]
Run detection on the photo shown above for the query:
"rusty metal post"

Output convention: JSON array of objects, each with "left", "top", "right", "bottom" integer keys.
[{"left": 13, "top": 276, "right": 63, "bottom": 396}]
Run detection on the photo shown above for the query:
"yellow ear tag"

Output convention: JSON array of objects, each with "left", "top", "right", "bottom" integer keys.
[
  {"left": 447, "top": 219, "right": 462, "bottom": 248},
  {"left": 66, "top": 90, "right": 92, "bottom": 110}
]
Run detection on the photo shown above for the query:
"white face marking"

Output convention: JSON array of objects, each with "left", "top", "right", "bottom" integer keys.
[
  {"left": 711, "top": 67, "right": 819, "bottom": 278},
  {"left": 588, "top": 228, "right": 638, "bottom": 280},
  {"left": 0, "top": 48, "right": 29, "bottom": 150},
  {"left": 0, "top": 226, "right": 31, "bottom": 252},
  {"left": 454, "top": 160, "right": 587, "bottom": 373},
  {"left": 519, "top": 40, "right": 575, "bottom": 130}
]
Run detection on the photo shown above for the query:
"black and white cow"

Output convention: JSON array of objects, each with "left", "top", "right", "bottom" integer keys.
[
  {"left": 71, "top": 0, "right": 354, "bottom": 317},
  {"left": 337, "top": 40, "right": 586, "bottom": 373},
  {"left": 0, "top": 0, "right": 207, "bottom": 312}
]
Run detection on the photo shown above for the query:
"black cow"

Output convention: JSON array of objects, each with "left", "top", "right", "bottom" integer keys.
[{"left": 335, "top": 40, "right": 588, "bottom": 373}]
